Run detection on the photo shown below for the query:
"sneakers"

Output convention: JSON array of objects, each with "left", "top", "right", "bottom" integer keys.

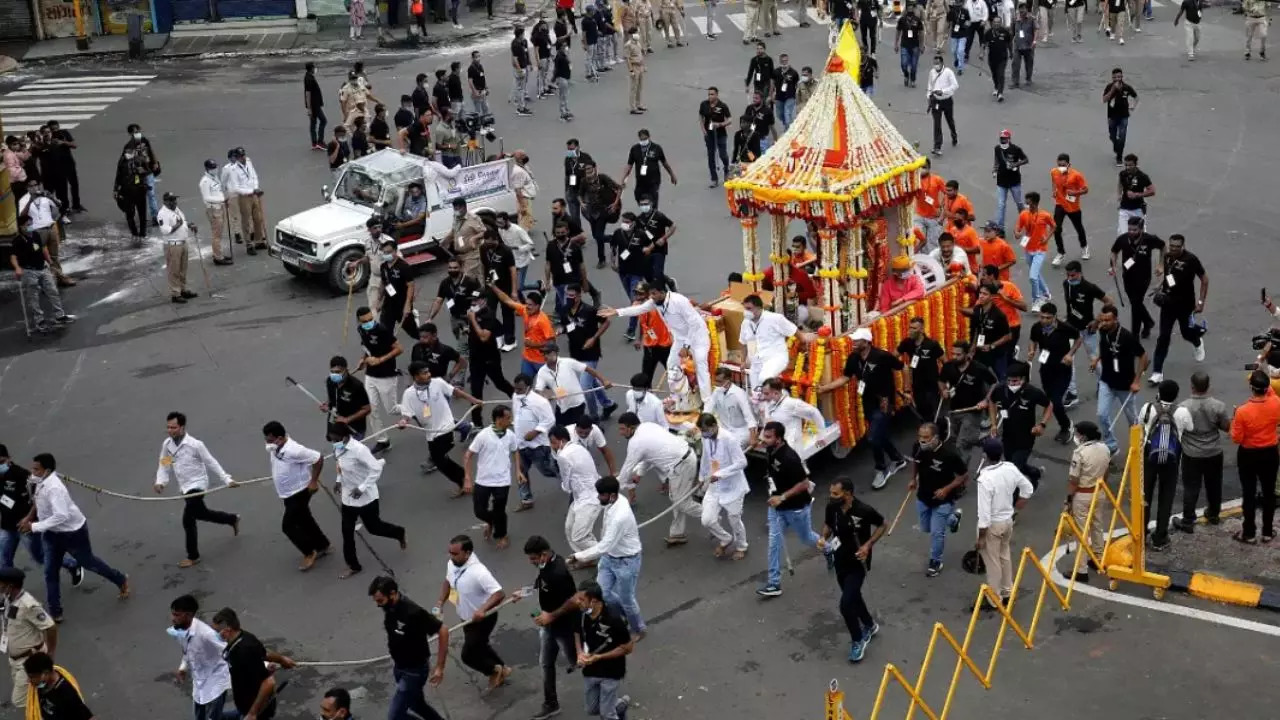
[
  {"left": 996, "top": 93, "right": 1004, "bottom": 103},
  {"left": 1030, "top": 300, "right": 1043, "bottom": 313},
  {"left": 515, "top": 108, "right": 534, "bottom": 117},
  {"left": 70, "top": 565, "right": 84, "bottom": 587},
  {"left": 1081, "top": 247, "right": 1091, "bottom": 260},
  {"left": 1051, "top": 253, "right": 1065, "bottom": 267},
  {"left": 1119, "top": 37, "right": 1125, "bottom": 44},
  {"left": 1054, "top": 428, "right": 1072, "bottom": 444},
  {"left": 531, "top": 703, "right": 562, "bottom": 720},
  {"left": 848, "top": 638, "right": 867, "bottom": 662},
  {"left": 926, "top": 559, "right": 943, "bottom": 577},
  {"left": 1147, "top": 371, "right": 1164, "bottom": 385},
  {"left": 871, "top": 470, "right": 888, "bottom": 490},
  {"left": 54, "top": 315, "right": 76, "bottom": 324},
  {"left": 864, "top": 622, "right": 880, "bottom": 641},
  {"left": 949, "top": 507, "right": 963, "bottom": 533},
  {"left": 500, "top": 341, "right": 518, "bottom": 353},
  {"left": 1064, "top": 392, "right": 1080, "bottom": 409},
  {"left": 373, "top": 440, "right": 391, "bottom": 453},
  {"left": 756, "top": 584, "right": 783, "bottom": 598},
  {"left": 1194, "top": 342, "right": 1206, "bottom": 362}
]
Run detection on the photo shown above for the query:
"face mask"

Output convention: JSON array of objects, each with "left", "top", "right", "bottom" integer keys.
[
  {"left": 1007, "top": 382, "right": 1023, "bottom": 393},
  {"left": 1058, "top": 166, "right": 1069, "bottom": 174},
  {"left": 381, "top": 252, "right": 395, "bottom": 263},
  {"left": 701, "top": 431, "right": 715, "bottom": 439},
  {"left": 897, "top": 271, "right": 912, "bottom": 280},
  {"left": 999, "top": 140, "right": 1010, "bottom": 147},
  {"left": 265, "top": 443, "right": 278, "bottom": 452},
  {"left": 336, "top": 136, "right": 348, "bottom": 144},
  {"left": 639, "top": 204, "right": 652, "bottom": 213},
  {"left": 565, "top": 149, "right": 577, "bottom": 157},
  {"left": 165, "top": 626, "right": 189, "bottom": 640},
  {"left": 132, "top": 132, "right": 142, "bottom": 141},
  {"left": 329, "top": 372, "right": 345, "bottom": 384},
  {"left": 639, "top": 140, "right": 650, "bottom": 148},
  {"left": 537, "top": 560, "right": 548, "bottom": 570},
  {"left": 1067, "top": 277, "right": 1081, "bottom": 286},
  {"left": 332, "top": 441, "right": 345, "bottom": 452},
  {"left": 36, "top": 682, "right": 47, "bottom": 690},
  {"left": 582, "top": 606, "right": 594, "bottom": 615},
  {"left": 802, "top": 75, "right": 812, "bottom": 82},
  {"left": 414, "top": 381, "right": 430, "bottom": 390},
  {"left": 360, "top": 320, "right": 377, "bottom": 331},
  {"left": 0, "top": 463, "right": 8, "bottom": 474},
  {"left": 1072, "top": 435, "right": 1083, "bottom": 447},
  {"left": 620, "top": 222, "right": 633, "bottom": 231}
]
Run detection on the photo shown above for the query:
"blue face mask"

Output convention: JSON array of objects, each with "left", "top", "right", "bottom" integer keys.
[
  {"left": 1067, "top": 277, "right": 1081, "bottom": 286},
  {"left": 0, "top": 463, "right": 8, "bottom": 474},
  {"left": 332, "top": 441, "right": 345, "bottom": 452},
  {"left": 329, "top": 372, "right": 345, "bottom": 384},
  {"left": 565, "top": 150, "right": 577, "bottom": 158},
  {"left": 381, "top": 252, "right": 395, "bottom": 263},
  {"left": 166, "top": 626, "right": 189, "bottom": 640},
  {"left": 360, "top": 320, "right": 377, "bottom": 331},
  {"left": 36, "top": 681, "right": 47, "bottom": 690}
]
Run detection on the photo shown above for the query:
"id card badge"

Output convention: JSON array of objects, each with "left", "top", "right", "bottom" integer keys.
[
  {"left": 1123, "top": 257, "right": 1135, "bottom": 270},
  {"left": 422, "top": 405, "right": 432, "bottom": 419},
  {"left": 827, "top": 536, "right": 842, "bottom": 553},
  {"left": 645, "top": 230, "right": 655, "bottom": 240},
  {"left": 910, "top": 355, "right": 920, "bottom": 368},
  {"left": 924, "top": 194, "right": 934, "bottom": 205},
  {"left": 953, "top": 24, "right": 960, "bottom": 32},
  {"left": 766, "top": 475, "right": 777, "bottom": 494},
  {"left": 620, "top": 250, "right": 631, "bottom": 260},
  {"left": 1066, "top": 194, "right": 1077, "bottom": 203},
  {"left": 489, "top": 269, "right": 499, "bottom": 282},
  {"left": 446, "top": 298, "right": 456, "bottom": 310},
  {"left": 976, "top": 334, "right": 987, "bottom": 347},
  {"left": 1113, "top": 358, "right": 1120, "bottom": 373},
  {"left": 856, "top": 380, "right": 866, "bottom": 395},
  {"left": 1018, "top": 29, "right": 1025, "bottom": 38},
  {"left": 385, "top": 284, "right": 397, "bottom": 297},
  {"left": 1165, "top": 274, "right": 1176, "bottom": 287},
  {"left": 999, "top": 409, "right": 1009, "bottom": 420},
  {"left": 562, "top": 261, "right": 573, "bottom": 274},
  {"left": 781, "top": 82, "right": 788, "bottom": 93},
  {"left": 1038, "top": 349, "right": 1050, "bottom": 364},
  {"left": 646, "top": 328, "right": 658, "bottom": 340},
  {"left": 556, "top": 387, "right": 569, "bottom": 399},
  {"left": 448, "top": 588, "right": 459, "bottom": 606},
  {"left": 707, "top": 122, "right": 714, "bottom": 132},
  {"left": 566, "top": 322, "right": 578, "bottom": 333},
  {"left": 160, "top": 456, "right": 174, "bottom": 468},
  {"left": 569, "top": 174, "right": 577, "bottom": 187},
  {"left": 1019, "top": 235, "right": 1030, "bottom": 248},
  {"left": 0, "top": 630, "right": 7, "bottom": 654},
  {"left": 0, "top": 495, "right": 13, "bottom": 509},
  {"left": 755, "top": 72, "right": 761, "bottom": 82},
  {"left": 746, "top": 340, "right": 758, "bottom": 357},
  {"left": 640, "top": 164, "right": 648, "bottom": 176},
  {"left": 1069, "top": 307, "right": 1082, "bottom": 318},
  {"left": 906, "top": 30, "right": 914, "bottom": 38},
  {"left": 711, "top": 459, "right": 720, "bottom": 474}
]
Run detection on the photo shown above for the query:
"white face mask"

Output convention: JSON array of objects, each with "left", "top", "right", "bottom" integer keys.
[
  {"left": 999, "top": 140, "right": 1010, "bottom": 147},
  {"left": 1057, "top": 166, "right": 1069, "bottom": 174},
  {"left": 1007, "top": 382, "right": 1023, "bottom": 393},
  {"left": 265, "top": 443, "right": 277, "bottom": 452},
  {"left": 620, "top": 222, "right": 633, "bottom": 231}
]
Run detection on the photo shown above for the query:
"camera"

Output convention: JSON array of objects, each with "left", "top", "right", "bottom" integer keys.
[
  {"left": 1250, "top": 328, "right": 1280, "bottom": 351},
  {"left": 458, "top": 112, "right": 498, "bottom": 143}
]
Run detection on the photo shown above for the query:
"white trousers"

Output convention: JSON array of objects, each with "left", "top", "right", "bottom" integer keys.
[
  {"left": 701, "top": 493, "right": 747, "bottom": 550},
  {"left": 749, "top": 349, "right": 791, "bottom": 391},
  {"left": 666, "top": 453, "right": 703, "bottom": 537},
  {"left": 364, "top": 374, "right": 399, "bottom": 437},
  {"left": 667, "top": 336, "right": 711, "bottom": 405},
  {"left": 565, "top": 500, "right": 602, "bottom": 554}
]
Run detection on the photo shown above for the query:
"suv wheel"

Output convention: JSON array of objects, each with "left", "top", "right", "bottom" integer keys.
[{"left": 328, "top": 248, "right": 368, "bottom": 294}]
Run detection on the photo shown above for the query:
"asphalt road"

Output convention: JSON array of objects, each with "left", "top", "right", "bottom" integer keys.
[{"left": 2, "top": 5, "right": 1280, "bottom": 719}]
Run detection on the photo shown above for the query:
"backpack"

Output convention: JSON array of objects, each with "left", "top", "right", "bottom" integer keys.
[{"left": 1144, "top": 403, "right": 1182, "bottom": 466}]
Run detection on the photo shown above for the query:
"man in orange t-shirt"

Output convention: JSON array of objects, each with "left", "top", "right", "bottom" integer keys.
[
  {"left": 1016, "top": 191, "right": 1057, "bottom": 309},
  {"left": 491, "top": 285, "right": 555, "bottom": 376},
  {"left": 914, "top": 159, "right": 948, "bottom": 251},
  {"left": 1050, "top": 153, "right": 1090, "bottom": 265},
  {"left": 948, "top": 209, "right": 982, "bottom": 274},
  {"left": 632, "top": 281, "right": 674, "bottom": 385},
  {"left": 943, "top": 180, "right": 975, "bottom": 227},
  {"left": 978, "top": 221, "right": 1017, "bottom": 282},
  {"left": 1230, "top": 370, "right": 1280, "bottom": 542}
]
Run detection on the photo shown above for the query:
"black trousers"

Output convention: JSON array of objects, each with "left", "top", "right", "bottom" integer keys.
[
  {"left": 1180, "top": 453, "right": 1222, "bottom": 525},
  {"left": 931, "top": 97, "right": 957, "bottom": 151},
  {"left": 121, "top": 190, "right": 148, "bottom": 237},
  {"left": 1006, "top": 445, "right": 1042, "bottom": 489},
  {"left": 1040, "top": 365, "right": 1072, "bottom": 432},
  {"left": 340, "top": 500, "right": 405, "bottom": 572},
  {"left": 860, "top": 18, "right": 878, "bottom": 54},
  {"left": 836, "top": 563, "right": 875, "bottom": 642},
  {"left": 1238, "top": 445, "right": 1279, "bottom": 539},
  {"left": 640, "top": 344, "right": 671, "bottom": 386},
  {"left": 473, "top": 484, "right": 510, "bottom": 539},
  {"left": 555, "top": 403, "right": 586, "bottom": 427},
  {"left": 429, "top": 434, "right": 466, "bottom": 487},
  {"left": 309, "top": 107, "right": 328, "bottom": 147},
  {"left": 1152, "top": 302, "right": 1200, "bottom": 374},
  {"left": 1012, "top": 48, "right": 1034, "bottom": 82},
  {"left": 989, "top": 55, "right": 1007, "bottom": 94},
  {"left": 182, "top": 490, "right": 237, "bottom": 561},
  {"left": 1053, "top": 206, "right": 1087, "bottom": 253},
  {"left": 469, "top": 356, "right": 514, "bottom": 423},
  {"left": 1143, "top": 458, "right": 1179, "bottom": 545},
  {"left": 489, "top": 289, "right": 516, "bottom": 344},
  {"left": 380, "top": 303, "right": 418, "bottom": 341},
  {"left": 540, "top": 621, "right": 577, "bottom": 707},
  {"left": 461, "top": 612, "right": 504, "bottom": 675},
  {"left": 282, "top": 489, "right": 330, "bottom": 556},
  {"left": 1122, "top": 275, "right": 1153, "bottom": 336},
  {"left": 586, "top": 213, "right": 610, "bottom": 263},
  {"left": 704, "top": 132, "right": 730, "bottom": 182}
]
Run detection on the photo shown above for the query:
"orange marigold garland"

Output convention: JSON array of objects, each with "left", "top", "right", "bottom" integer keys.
[{"left": 706, "top": 318, "right": 721, "bottom": 387}]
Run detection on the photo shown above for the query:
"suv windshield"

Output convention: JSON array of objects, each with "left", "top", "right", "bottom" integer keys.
[{"left": 334, "top": 167, "right": 385, "bottom": 208}]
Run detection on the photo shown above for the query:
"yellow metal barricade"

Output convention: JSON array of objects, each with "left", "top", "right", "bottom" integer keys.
[{"left": 828, "top": 425, "right": 1168, "bottom": 720}]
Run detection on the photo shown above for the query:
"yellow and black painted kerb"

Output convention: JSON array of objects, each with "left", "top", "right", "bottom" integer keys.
[{"left": 1164, "top": 569, "right": 1280, "bottom": 611}]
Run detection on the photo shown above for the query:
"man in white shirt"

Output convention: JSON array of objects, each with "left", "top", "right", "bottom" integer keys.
[
  {"left": 327, "top": 423, "right": 406, "bottom": 578},
  {"left": 156, "top": 192, "right": 199, "bottom": 304},
  {"left": 926, "top": 54, "right": 959, "bottom": 157},
  {"left": 974, "top": 438, "right": 1034, "bottom": 605},
  {"left": 536, "top": 345, "right": 612, "bottom": 426},
  {"left": 153, "top": 411, "right": 239, "bottom": 568},
  {"left": 218, "top": 150, "right": 242, "bottom": 248},
  {"left": 705, "top": 367, "right": 759, "bottom": 449},
  {"left": 759, "top": 377, "right": 826, "bottom": 450},
  {"left": 624, "top": 373, "right": 669, "bottom": 428},
  {"left": 198, "top": 159, "right": 232, "bottom": 265},
  {"left": 550, "top": 426, "right": 603, "bottom": 554},
  {"left": 463, "top": 406, "right": 524, "bottom": 549},
  {"left": 617, "top": 413, "right": 702, "bottom": 546},
  {"left": 739, "top": 294, "right": 798, "bottom": 390},
  {"left": 15, "top": 181, "right": 72, "bottom": 286},
  {"left": 1138, "top": 378, "right": 1194, "bottom": 551},
  {"left": 605, "top": 276, "right": 712, "bottom": 406},
  {"left": 262, "top": 421, "right": 330, "bottom": 571},
  {"left": 436, "top": 535, "right": 512, "bottom": 689},
  {"left": 571, "top": 418, "right": 620, "bottom": 476},
  {"left": 225, "top": 147, "right": 266, "bottom": 252},
  {"left": 513, "top": 374, "right": 560, "bottom": 511},
  {"left": 397, "top": 361, "right": 483, "bottom": 496},
  {"left": 696, "top": 415, "right": 750, "bottom": 559},
  {"left": 168, "top": 594, "right": 232, "bottom": 719},
  {"left": 20, "top": 453, "right": 130, "bottom": 621},
  {"left": 569, "top": 476, "right": 646, "bottom": 637}
]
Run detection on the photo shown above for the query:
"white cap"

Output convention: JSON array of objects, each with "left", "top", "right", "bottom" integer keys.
[{"left": 851, "top": 328, "right": 873, "bottom": 342}]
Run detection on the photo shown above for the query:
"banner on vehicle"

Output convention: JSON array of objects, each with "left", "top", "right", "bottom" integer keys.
[{"left": 432, "top": 160, "right": 509, "bottom": 204}]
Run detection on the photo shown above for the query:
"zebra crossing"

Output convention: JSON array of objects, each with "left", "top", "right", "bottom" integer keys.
[
  {"left": 688, "top": 7, "right": 902, "bottom": 38},
  {"left": 0, "top": 74, "right": 156, "bottom": 134}
]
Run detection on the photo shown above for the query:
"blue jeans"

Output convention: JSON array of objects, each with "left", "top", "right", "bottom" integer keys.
[
  {"left": 192, "top": 691, "right": 228, "bottom": 720},
  {"left": 1067, "top": 329, "right": 1099, "bottom": 396},
  {"left": 598, "top": 553, "right": 645, "bottom": 633},
  {"left": 1097, "top": 382, "right": 1138, "bottom": 453},
  {"left": 1027, "top": 250, "right": 1048, "bottom": 300},
  {"left": 950, "top": 36, "right": 967, "bottom": 71},
  {"left": 1108, "top": 116, "right": 1128, "bottom": 162},
  {"left": 649, "top": 253, "right": 667, "bottom": 280},
  {"left": 917, "top": 500, "right": 956, "bottom": 564},
  {"left": 520, "top": 358, "right": 545, "bottom": 378},
  {"left": 43, "top": 523, "right": 127, "bottom": 617},
  {"left": 704, "top": 132, "right": 729, "bottom": 182},
  {"left": 580, "top": 359, "right": 616, "bottom": 419},
  {"left": 518, "top": 446, "right": 558, "bottom": 503},
  {"left": 993, "top": 184, "right": 1024, "bottom": 231},
  {"left": 0, "top": 528, "right": 76, "bottom": 571},
  {"left": 774, "top": 98, "right": 796, "bottom": 130},
  {"left": 900, "top": 46, "right": 920, "bottom": 82},
  {"left": 389, "top": 665, "right": 445, "bottom": 720},
  {"left": 866, "top": 407, "right": 904, "bottom": 471},
  {"left": 766, "top": 505, "right": 820, "bottom": 587},
  {"left": 619, "top": 273, "right": 644, "bottom": 334},
  {"left": 448, "top": 0, "right": 460, "bottom": 23},
  {"left": 585, "top": 676, "right": 627, "bottom": 720}
]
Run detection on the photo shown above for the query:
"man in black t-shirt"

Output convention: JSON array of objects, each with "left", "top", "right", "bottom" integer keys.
[
  {"left": 964, "top": 283, "right": 1013, "bottom": 380},
  {"left": 324, "top": 356, "right": 372, "bottom": 438},
  {"left": 481, "top": 232, "right": 518, "bottom": 346},
  {"left": 757, "top": 421, "right": 820, "bottom": 598},
  {"left": 432, "top": 69, "right": 452, "bottom": 117},
  {"left": 404, "top": 109, "right": 434, "bottom": 158},
  {"left": 212, "top": 608, "right": 296, "bottom": 720},
  {"left": 621, "top": 129, "right": 675, "bottom": 207},
  {"left": 1115, "top": 153, "right": 1154, "bottom": 235},
  {"left": 939, "top": 340, "right": 999, "bottom": 465},
  {"left": 1093, "top": 305, "right": 1146, "bottom": 453},
  {"left": 447, "top": 62, "right": 465, "bottom": 117},
  {"left": 1173, "top": 0, "right": 1202, "bottom": 59},
  {"left": 634, "top": 199, "right": 674, "bottom": 280},
  {"left": 576, "top": 160, "right": 622, "bottom": 268},
  {"left": 985, "top": 16, "right": 1012, "bottom": 100},
  {"left": 1065, "top": 0, "right": 1086, "bottom": 42},
  {"left": 991, "top": 130, "right": 1028, "bottom": 232},
  {"left": 1149, "top": 234, "right": 1206, "bottom": 384},
  {"left": 574, "top": 579, "right": 633, "bottom": 720},
  {"left": 1103, "top": 70, "right": 1139, "bottom": 165},
  {"left": 698, "top": 87, "right": 732, "bottom": 186},
  {"left": 897, "top": 316, "right": 945, "bottom": 425},
  {"left": 1027, "top": 303, "right": 1080, "bottom": 443},
  {"left": 429, "top": 258, "right": 484, "bottom": 365},
  {"left": 988, "top": 361, "right": 1053, "bottom": 487},
  {"left": 467, "top": 296, "right": 514, "bottom": 423},
  {"left": 411, "top": 323, "right": 465, "bottom": 385},
  {"left": 304, "top": 62, "right": 326, "bottom": 150},
  {"left": 1109, "top": 214, "right": 1163, "bottom": 338},
  {"left": 367, "top": 577, "right": 449, "bottom": 720},
  {"left": 821, "top": 328, "right": 906, "bottom": 489},
  {"left": 561, "top": 284, "right": 618, "bottom": 420},
  {"left": 742, "top": 92, "right": 775, "bottom": 155},
  {"left": 368, "top": 104, "right": 392, "bottom": 151},
  {"left": 773, "top": 54, "right": 801, "bottom": 128},
  {"left": 820, "top": 477, "right": 885, "bottom": 663},
  {"left": 896, "top": 8, "right": 925, "bottom": 87},
  {"left": 468, "top": 51, "right": 491, "bottom": 116},
  {"left": 356, "top": 306, "right": 403, "bottom": 452},
  {"left": 23, "top": 653, "right": 93, "bottom": 720},
  {"left": 526, "top": 536, "right": 587, "bottom": 717},
  {"left": 1061, "top": 261, "right": 1113, "bottom": 406},
  {"left": 610, "top": 211, "right": 653, "bottom": 340},
  {"left": 564, "top": 142, "right": 593, "bottom": 222},
  {"left": 511, "top": 26, "right": 534, "bottom": 116},
  {"left": 9, "top": 228, "right": 73, "bottom": 332},
  {"left": 545, "top": 223, "right": 588, "bottom": 314},
  {"left": 908, "top": 424, "right": 966, "bottom": 576},
  {"left": 379, "top": 240, "right": 417, "bottom": 340}
]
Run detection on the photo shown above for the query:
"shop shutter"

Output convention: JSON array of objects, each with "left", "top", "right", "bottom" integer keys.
[{"left": 0, "top": 0, "right": 35, "bottom": 39}]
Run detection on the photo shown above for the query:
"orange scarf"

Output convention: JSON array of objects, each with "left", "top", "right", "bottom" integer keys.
[{"left": 26, "top": 667, "right": 84, "bottom": 720}]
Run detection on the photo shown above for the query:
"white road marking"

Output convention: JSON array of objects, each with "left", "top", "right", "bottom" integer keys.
[
  {"left": 0, "top": 74, "right": 153, "bottom": 133},
  {"left": 0, "top": 98, "right": 120, "bottom": 107},
  {"left": 0, "top": 104, "right": 110, "bottom": 112},
  {"left": 4, "top": 113, "right": 96, "bottom": 122},
  {"left": 9, "top": 87, "right": 147, "bottom": 96},
  {"left": 25, "top": 74, "right": 156, "bottom": 84},
  {"left": 4, "top": 123, "right": 78, "bottom": 132}
]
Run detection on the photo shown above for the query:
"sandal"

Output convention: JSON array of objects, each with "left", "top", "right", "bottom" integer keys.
[
  {"left": 713, "top": 543, "right": 729, "bottom": 558},
  {"left": 1232, "top": 532, "right": 1258, "bottom": 545}
]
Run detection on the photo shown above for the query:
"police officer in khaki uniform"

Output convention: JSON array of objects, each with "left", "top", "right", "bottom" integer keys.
[
  {"left": 156, "top": 192, "right": 199, "bottom": 304},
  {"left": 1, "top": 568, "right": 58, "bottom": 709},
  {"left": 625, "top": 28, "right": 647, "bottom": 114},
  {"left": 1065, "top": 421, "right": 1110, "bottom": 583},
  {"left": 659, "top": 0, "right": 685, "bottom": 47}
]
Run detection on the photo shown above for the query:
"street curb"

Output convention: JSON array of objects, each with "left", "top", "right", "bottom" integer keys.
[{"left": 1148, "top": 505, "right": 1280, "bottom": 612}]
